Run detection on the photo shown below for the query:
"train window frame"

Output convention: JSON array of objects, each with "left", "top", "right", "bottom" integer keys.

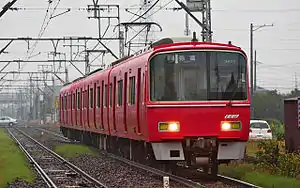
[
  {"left": 129, "top": 76, "right": 136, "bottom": 105},
  {"left": 64, "top": 95, "right": 67, "bottom": 109},
  {"left": 73, "top": 93, "right": 76, "bottom": 110},
  {"left": 109, "top": 83, "right": 113, "bottom": 107},
  {"left": 77, "top": 90, "right": 81, "bottom": 109},
  {"left": 97, "top": 86, "right": 100, "bottom": 108},
  {"left": 82, "top": 90, "right": 85, "bottom": 108},
  {"left": 70, "top": 93, "right": 72, "bottom": 110},
  {"left": 117, "top": 80, "right": 123, "bottom": 106},
  {"left": 104, "top": 84, "right": 108, "bottom": 107},
  {"left": 148, "top": 49, "right": 248, "bottom": 102},
  {"left": 83, "top": 89, "right": 85, "bottom": 108},
  {"left": 90, "top": 87, "right": 93, "bottom": 108}
]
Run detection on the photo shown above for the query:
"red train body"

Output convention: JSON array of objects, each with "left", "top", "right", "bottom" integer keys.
[{"left": 59, "top": 37, "right": 250, "bottom": 174}]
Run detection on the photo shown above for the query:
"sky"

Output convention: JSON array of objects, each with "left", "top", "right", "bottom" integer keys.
[{"left": 0, "top": 0, "right": 300, "bottom": 94}]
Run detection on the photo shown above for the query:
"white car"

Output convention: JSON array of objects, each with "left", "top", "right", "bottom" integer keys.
[
  {"left": 249, "top": 120, "right": 272, "bottom": 140},
  {"left": 0, "top": 116, "right": 18, "bottom": 126}
]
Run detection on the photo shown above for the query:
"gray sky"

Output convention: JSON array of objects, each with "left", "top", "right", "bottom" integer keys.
[{"left": 0, "top": 0, "right": 300, "bottom": 94}]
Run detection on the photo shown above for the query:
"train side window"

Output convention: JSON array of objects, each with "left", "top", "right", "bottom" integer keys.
[
  {"left": 70, "top": 94, "right": 72, "bottom": 109},
  {"left": 117, "top": 80, "right": 123, "bottom": 106},
  {"left": 109, "top": 83, "right": 113, "bottom": 107},
  {"left": 82, "top": 90, "right": 85, "bottom": 108},
  {"left": 77, "top": 91, "right": 80, "bottom": 109},
  {"left": 85, "top": 90, "right": 88, "bottom": 108},
  {"left": 83, "top": 90, "right": 86, "bottom": 108},
  {"left": 64, "top": 95, "right": 67, "bottom": 109},
  {"left": 86, "top": 89, "right": 88, "bottom": 108},
  {"left": 129, "top": 76, "right": 136, "bottom": 105},
  {"left": 90, "top": 87, "right": 93, "bottom": 108},
  {"left": 61, "top": 96, "right": 63, "bottom": 110},
  {"left": 70, "top": 94, "right": 72, "bottom": 110},
  {"left": 97, "top": 86, "right": 100, "bottom": 108},
  {"left": 73, "top": 93, "right": 76, "bottom": 109},
  {"left": 104, "top": 84, "right": 108, "bottom": 107}
]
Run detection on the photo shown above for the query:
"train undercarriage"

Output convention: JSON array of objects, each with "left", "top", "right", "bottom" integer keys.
[{"left": 61, "top": 127, "right": 227, "bottom": 176}]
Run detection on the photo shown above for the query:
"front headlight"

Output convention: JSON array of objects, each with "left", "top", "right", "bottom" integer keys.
[
  {"left": 221, "top": 121, "right": 242, "bottom": 131},
  {"left": 158, "top": 122, "right": 180, "bottom": 132}
]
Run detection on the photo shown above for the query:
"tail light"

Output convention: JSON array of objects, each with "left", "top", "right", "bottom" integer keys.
[{"left": 267, "top": 129, "right": 271, "bottom": 133}]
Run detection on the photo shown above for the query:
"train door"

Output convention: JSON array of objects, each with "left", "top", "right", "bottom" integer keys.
[
  {"left": 101, "top": 81, "right": 104, "bottom": 130},
  {"left": 112, "top": 76, "right": 117, "bottom": 132},
  {"left": 108, "top": 80, "right": 115, "bottom": 133},
  {"left": 103, "top": 83, "right": 109, "bottom": 131},
  {"left": 123, "top": 72, "right": 128, "bottom": 133},
  {"left": 87, "top": 85, "right": 90, "bottom": 128},
  {"left": 60, "top": 95, "right": 63, "bottom": 124},
  {"left": 127, "top": 73, "right": 137, "bottom": 135},
  {"left": 80, "top": 88, "right": 83, "bottom": 126},
  {"left": 65, "top": 94, "right": 68, "bottom": 125},
  {"left": 74, "top": 89, "right": 78, "bottom": 126},
  {"left": 84, "top": 88, "right": 88, "bottom": 128},
  {"left": 70, "top": 93, "right": 73, "bottom": 126},
  {"left": 115, "top": 76, "right": 124, "bottom": 134},
  {"left": 136, "top": 68, "right": 142, "bottom": 134},
  {"left": 88, "top": 83, "right": 95, "bottom": 129},
  {"left": 82, "top": 89, "right": 86, "bottom": 127},
  {"left": 95, "top": 83, "right": 101, "bottom": 129},
  {"left": 93, "top": 82, "right": 97, "bottom": 129}
]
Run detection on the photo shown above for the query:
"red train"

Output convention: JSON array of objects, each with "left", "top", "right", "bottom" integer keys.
[{"left": 59, "top": 36, "right": 250, "bottom": 175}]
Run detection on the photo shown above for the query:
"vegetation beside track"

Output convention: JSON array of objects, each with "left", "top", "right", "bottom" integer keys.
[
  {"left": 54, "top": 143, "right": 99, "bottom": 158},
  {"left": 219, "top": 163, "right": 300, "bottom": 188},
  {"left": 0, "top": 128, "right": 35, "bottom": 188},
  {"left": 224, "top": 134, "right": 300, "bottom": 188}
]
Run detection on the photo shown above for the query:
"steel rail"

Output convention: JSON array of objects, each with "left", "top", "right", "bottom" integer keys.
[
  {"left": 12, "top": 127, "right": 108, "bottom": 188},
  {"left": 217, "top": 174, "right": 262, "bottom": 188},
  {"left": 34, "top": 127, "right": 70, "bottom": 141},
  {"left": 31, "top": 127, "right": 204, "bottom": 188},
  {"left": 6, "top": 128, "right": 57, "bottom": 188},
  {"left": 34, "top": 127, "right": 261, "bottom": 188},
  {"left": 106, "top": 153, "right": 205, "bottom": 188}
]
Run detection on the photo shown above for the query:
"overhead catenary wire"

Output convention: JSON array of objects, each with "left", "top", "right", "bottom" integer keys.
[
  {"left": 131, "top": 0, "right": 160, "bottom": 23},
  {"left": 13, "top": 0, "right": 62, "bottom": 86}
]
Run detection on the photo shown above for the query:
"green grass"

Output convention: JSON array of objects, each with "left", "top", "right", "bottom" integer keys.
[
  {"left": 219, "top": 163, "right": 300, "bottom": 188},
  {"left": 54, "top": 143, "right": 99, "bottom": 158},
  {"left": 0, "top": 128, "right": 35, "bottom": 188}
]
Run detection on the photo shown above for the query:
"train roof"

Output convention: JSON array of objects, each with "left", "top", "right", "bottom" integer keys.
[{"left": 60, "top": 34, "right": 245, "bottom": 94}]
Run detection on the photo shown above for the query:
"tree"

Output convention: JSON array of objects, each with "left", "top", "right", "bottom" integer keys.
[{"left": 253, "top": 90, "right": 284, "bottom": 122}]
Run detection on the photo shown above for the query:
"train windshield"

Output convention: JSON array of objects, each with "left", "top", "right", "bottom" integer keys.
[{"left": 149, "top": 50, "right": 247, "bottom": 101}]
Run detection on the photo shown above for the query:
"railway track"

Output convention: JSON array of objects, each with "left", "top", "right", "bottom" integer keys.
[
  {"left": 6, "top": 127, "right": 108, "bottom": 188},
  {"left": 34, "top": 126, "right": 262, "bottom": 188}
]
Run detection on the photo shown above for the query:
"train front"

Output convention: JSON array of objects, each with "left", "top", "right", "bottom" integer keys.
[{"left": 146, "top": 43, "right": 250, "bottom": 174}]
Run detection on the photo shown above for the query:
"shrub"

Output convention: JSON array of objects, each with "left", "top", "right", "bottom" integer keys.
[
  {"left": 265, "top": 118, "right": 285, "bottom": 140},
  {"left": 255, "top": 140, "right": 300, "bottom": 177}
]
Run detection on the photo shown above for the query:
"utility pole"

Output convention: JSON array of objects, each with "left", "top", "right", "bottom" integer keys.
[
  {"left": 249, "top": 22, "right": 273, "bottom": 118},
  {"left": 29, "top": 76, "right": 33, "bottom": 120},
  {"left": 254, "top": 50, "right": 257, "bottom": 91},
  {"left": 176, "top": 0, "right": 212, "bottom": 42}
]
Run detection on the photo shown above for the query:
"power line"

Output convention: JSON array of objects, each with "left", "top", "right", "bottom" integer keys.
[
  {"left": 131, "top": 0, "right": 160, "bottom": 23},
  {"left": 14, "top": 0, "right": 62, "bottom": 85}
]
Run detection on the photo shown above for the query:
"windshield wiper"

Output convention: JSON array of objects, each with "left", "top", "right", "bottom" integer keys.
[{"left": 227, "top": 81, "right": 239, "bottom": 106}]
